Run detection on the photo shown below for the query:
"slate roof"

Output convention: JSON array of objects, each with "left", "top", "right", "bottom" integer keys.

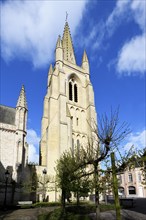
[{"left": 0, "top": 105, "right": 16, "bottom": 125}]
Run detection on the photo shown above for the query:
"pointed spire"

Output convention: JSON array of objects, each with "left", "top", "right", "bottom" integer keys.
[
  {"left": 16, "top": 85, "right": 27, "bottom": 109},
  {"left": 48, "top": 64, "right": 53, "bottom": 86},
  {"left": 82, "top": 50, "right": 89, "bottom": 63},
  {"left": 56, "top": 35, "right": 62, "bottom": 49},
  {"left": 62, "top": 22, "right": 76, "bottom": 64},
  {"left": 55, "top": 35, "right": 63, "bottom": 64},
  {"left": 82, "top": 50, "right": 89, "bottom": 73}
]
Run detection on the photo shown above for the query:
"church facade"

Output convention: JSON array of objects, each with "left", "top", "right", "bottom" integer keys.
[
  {"left": 40, "top": 22, "right": 97, "bottom": 201},
  {"left": 0, "top": 86, "right": 28, "bottom": 181}
]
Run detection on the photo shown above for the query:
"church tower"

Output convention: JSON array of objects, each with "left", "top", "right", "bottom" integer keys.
[{"left": 40, "top": 22, "right": 97, "bottom": 200}]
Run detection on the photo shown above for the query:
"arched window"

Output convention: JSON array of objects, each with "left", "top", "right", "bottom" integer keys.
[
  {"left": 68, "top": 78, "right": 78, "bottom": 103},
  {"left": 77, "top": 139, "right": 80, "bottom": 158},
  {"left": 69, "top": 82, "right": 73, "bottom": 101},
  {"left": 72, "top": 138, "right": 74, "bottom": 155},
  {"left": 128, "top": 186, "right": 136, "bottom": 195},
  {"left": 74, "top": 84, "right": 78, "bottom": 102},
  {"left": 118, "top": 187, "right": 125, "bottom": 196},
  {"left": 76, "top": 117, "right": 78, "bottom": 126}
]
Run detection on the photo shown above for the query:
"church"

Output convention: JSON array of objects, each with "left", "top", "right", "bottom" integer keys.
[
  {"left": 39, "top": 21, "right": 97, "bottom": 201},
  {"left": 0, "top": 21, "right": 97, "bottom": 203},
  {"left": 0, "top": 86, "right": 28, "bottom": 181}
]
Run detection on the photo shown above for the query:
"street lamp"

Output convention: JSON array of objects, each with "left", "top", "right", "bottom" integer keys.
[
  {"left": 42, "top": 169, "right": 47, "bottom": 202},
  {"left": 3, "top": 170, "right": 10, "bottom": 209}
]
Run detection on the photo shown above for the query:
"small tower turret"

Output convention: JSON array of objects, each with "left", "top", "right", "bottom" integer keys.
[
  {"left": 15, "top": 85, "right": 28, "bottom": 167},
  {"left": 15, "top": 85, "right": 27, "bottom": 131},
  {"left": 55, "top": 35, "right": 63, "bottom": 68},
  {"left": 82, "top": 50, "right": 89, "bottom": 74},
  {"left": 47, "top": 64, "right": 53, "bottom": 87}
]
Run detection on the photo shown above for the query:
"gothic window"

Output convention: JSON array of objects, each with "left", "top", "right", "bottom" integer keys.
[
  {"left": 77, "top": 139, "right": 80, "bottom": 158},
  {"left": 69, "top": 82, "right": 73, "bottom": 101},
  {"left": 76, "top": 118, "right": 78, "bottom": 126},
  {"left": 74, "top": 84, "right": 78, "bottom": 102},
  {"left": 72, "top": 138, "right": 74, "bottom": 155},
  {"left": 69, "top": 78, "right": 78, "bottom": 103}
]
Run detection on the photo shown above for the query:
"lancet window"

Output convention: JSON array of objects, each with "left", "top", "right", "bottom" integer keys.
[{"left": 69, "top": 78, "right": 78, "bottom": 102}]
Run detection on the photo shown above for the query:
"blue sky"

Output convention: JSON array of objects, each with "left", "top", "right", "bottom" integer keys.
[{"left": 0, "top": 0, "right": 146, "bottom": 163}]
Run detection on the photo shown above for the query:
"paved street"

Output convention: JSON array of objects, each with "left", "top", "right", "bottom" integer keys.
[{"left": 0, "top": 198, "right": 146, "bottom": 220}]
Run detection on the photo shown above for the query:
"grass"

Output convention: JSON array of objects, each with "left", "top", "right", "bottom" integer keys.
[{"left": 37, "top": 203, "right": 115, "bottom": 220}]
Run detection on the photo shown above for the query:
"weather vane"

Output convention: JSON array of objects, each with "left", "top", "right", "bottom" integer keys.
[{"left": 66, "top": 11, "right": 68, "bottom": 22}]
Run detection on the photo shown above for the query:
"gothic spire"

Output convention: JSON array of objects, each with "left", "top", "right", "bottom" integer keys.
[
  {"left": 82, "top": 50, "right": 89, "bottom": 73},
  {"left": 48, "top": 64, "right": 53, "bottom": 87},
  {"left": 62, "top": 21, "right": 76, "bottom": 64},
  {"left": 16, "top": 85, "right": 27, "bottom": 109},
  {"left": 82, "top": 50, "right": 89, "bottom": 63},
  {"left": 56, "top": 35, "right": 62, "bottom": 49}
]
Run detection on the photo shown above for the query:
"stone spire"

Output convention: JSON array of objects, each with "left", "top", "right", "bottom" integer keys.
[
  {"left": 47, "top": 64, "right": 53, "bottom": 87},
  {"left": 82, "top": 50, "right": 89, "bottom": 73},
  {"left": 16, "top": 85, "right": 27, "bottom": 109},
  {"left": 55, "top": 35, "right": 63, "bottom": 66},
  {"left": 62, "top": 22, "right": 76, "bottom": 64},
  {"left": 56, "top": 35, "right": 62, "bottom": 49}
]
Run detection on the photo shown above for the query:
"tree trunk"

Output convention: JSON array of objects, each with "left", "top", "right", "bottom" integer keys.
[
  {"left": 76, "top": 191, "right": 80, "bottom": 206},
  {"left": 111, "top": 152, "right": 121, "bottom": 220},
  {"left": 94, "top": 163, "right": 101, "bottom": 220},
  {"left": 61, "top": 188, "right": 66, "bottom": 213}
]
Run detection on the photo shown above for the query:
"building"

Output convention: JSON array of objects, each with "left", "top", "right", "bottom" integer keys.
[
  {"left": 40, "top": 21, "right": 97, "bottom": 201},
  {"left": 0, "top": 86, "right": 32, "bottom": 204},
  {"left": 118, "top": 164, "right": 146, "bottom": 198},
  {"left": 0, "top": 85, "right": 28, "bottom": 181}
]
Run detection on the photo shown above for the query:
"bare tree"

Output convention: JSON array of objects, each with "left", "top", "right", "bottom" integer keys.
[{"left": 79, "top": 109, "right": 131, "bottom": 220}]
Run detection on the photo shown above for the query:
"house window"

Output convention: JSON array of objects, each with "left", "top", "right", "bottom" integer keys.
[
  {"left": 118, "top": 187, "right": 124, "bottom": 196},
  {"left": 128, "top": 173, "right": 133, "bottom": 182},
  {"left": 118, "top": 175, "right": 122, "bottom": 184},
  {"left": 128, "top": 186, "right": 136, "bottom": 195},
  {"left": 138, "top": 173, "right": 141, "bottom": 182}
]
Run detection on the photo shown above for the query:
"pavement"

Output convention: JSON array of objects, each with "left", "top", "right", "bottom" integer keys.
[
  {"left": 90, "top": 210, "right": 146, "bottom": 220},
  {"left": 0, "top": 208, "right": 146, "bottom": 220},
  {"left": 0, "top": 198, "right": 146, "bottom": 220},
  {"left": 0, "top": 207, "right": 55, "bottom": 220}
]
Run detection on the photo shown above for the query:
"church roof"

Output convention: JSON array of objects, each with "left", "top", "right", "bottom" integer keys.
[
  {"left": 62, "top": 22, "right": 76, "bottom": 64},
  {"left": 0, "top": 105, "right": 16, "bottom": 125}
]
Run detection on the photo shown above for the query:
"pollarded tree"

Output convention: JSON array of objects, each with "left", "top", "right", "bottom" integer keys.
[{"left": 77, "top": 109, "right": 131, "bottom": 220}]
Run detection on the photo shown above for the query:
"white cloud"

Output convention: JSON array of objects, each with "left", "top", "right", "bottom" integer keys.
[
  {"left": 131, "top": 0, "right": 146, "bottom": 32},
  {"left": 104, "top": 0, "right": 146, "bottom": 76},
  {"left": 117, "top": 34, "right": 146, "bottom": 75},
  {"left": 27, "top": 129, "right": 40, "bottom": 163},
  {"left": 1, "top": 0, "right": 86, "bottom": 68},
  {"left": 124, "top": 129, "right": 146, "bottom": 151},
  {"left": 28, "top": 144, "right": 39, "bottom": 164},
  {"left": 106, "top": 0, "right": 130, "bottom": 36}
]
